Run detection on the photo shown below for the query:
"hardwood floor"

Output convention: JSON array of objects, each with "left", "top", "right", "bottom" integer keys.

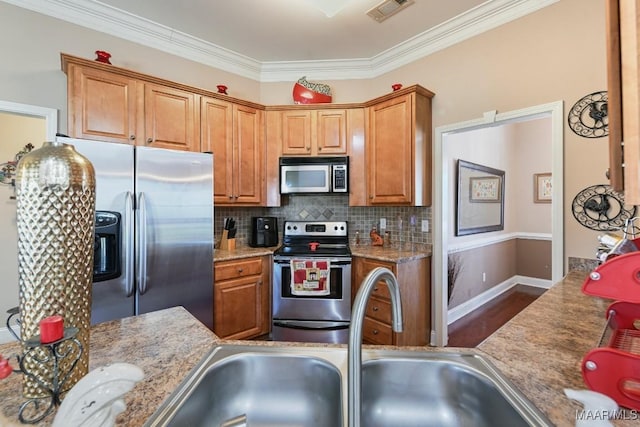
[{"left": 447, "top": 285, "right": 546, "bottom": 348}]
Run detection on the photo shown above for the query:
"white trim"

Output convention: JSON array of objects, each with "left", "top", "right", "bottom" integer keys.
[
  {"left": 447, "top": 275, "right": 551, "bottom": 325},
  {"left": 432, "top": 100, "right": 564, "bottom": 347},
  {"left": 448, "top": 232, "right": 552, "bottom": 253},
  {"left": 0, "top": 100, "right": 57, "bottom": 139},
  {"left": 1, "top": 0, "right": 558, "bottom": 82}
]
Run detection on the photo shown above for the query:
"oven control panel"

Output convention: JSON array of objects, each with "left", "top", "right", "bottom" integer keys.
[{"left": 283, "top": 221, "right": 348, "bottom": 237}]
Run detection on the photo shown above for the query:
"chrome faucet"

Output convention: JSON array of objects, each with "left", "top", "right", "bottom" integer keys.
[{"left": 348, "top": 267, "right": 403, "bottom": 427}]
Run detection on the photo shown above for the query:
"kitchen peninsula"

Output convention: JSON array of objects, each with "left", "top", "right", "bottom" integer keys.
[{"left": 0, "top": 271, "right": 635, "bottom": 426}]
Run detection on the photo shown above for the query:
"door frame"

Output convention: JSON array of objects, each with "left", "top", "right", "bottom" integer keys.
[{"left": 431, "top": 101, "right": 564, "bottom": 346}]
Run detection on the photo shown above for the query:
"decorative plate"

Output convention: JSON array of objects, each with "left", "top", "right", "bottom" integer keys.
[
  {"left": 571, "top": 184, "right": 636, "bottom": 231},
  {"left": 567, "top": 91, "right": 608, "bottom": 138}
]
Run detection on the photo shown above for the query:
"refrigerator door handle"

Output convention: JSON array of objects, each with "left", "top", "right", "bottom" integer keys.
[
  {"left": 124, "top": 191, "right": 135, "bottom": 297},
  {"left": 137, "top": 191, "right": 149, "bottom": 295}
]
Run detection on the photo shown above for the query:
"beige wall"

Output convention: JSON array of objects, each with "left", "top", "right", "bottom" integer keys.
[
  {"left": 449, "top": 238, "right": 551, "bottom": 308},
  {"left": 0, "top": 0, "right": 610, "bottom": 266},
  {"left": 0, "top": 112, "right": 46, "bottom": 318}
]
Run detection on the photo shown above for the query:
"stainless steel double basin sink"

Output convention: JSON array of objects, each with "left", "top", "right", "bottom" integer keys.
[{"left": 144, "top": 344, "right": 552, "bottom": 427}]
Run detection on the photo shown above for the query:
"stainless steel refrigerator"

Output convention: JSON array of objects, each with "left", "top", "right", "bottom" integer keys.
[{"left": 57, "top": 137, "right": 214, "bottom": 330}]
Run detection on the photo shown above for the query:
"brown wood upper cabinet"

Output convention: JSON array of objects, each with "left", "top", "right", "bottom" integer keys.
[
  {"left": 63, "top": 55, "right": 199, "bottom": 151},
  {"left": 201, "top": 96, "right": 264, "bottom": 206},
  {"left": 361, "top": 87, "right": 434, "bottom": 206},
  {"left": 606, "top": 0, "right": 640, "bottom": 204},
  {"left": 280, "top": 109, "right": 348, "bottom": 155}
]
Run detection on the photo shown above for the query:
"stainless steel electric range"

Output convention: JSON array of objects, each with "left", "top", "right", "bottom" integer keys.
[{"left": 271, "top": 220, "right": 351, "bottom": 344}]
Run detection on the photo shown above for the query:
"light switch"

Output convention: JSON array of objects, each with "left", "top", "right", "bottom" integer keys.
[{"left": 421, "top": 220, "right": 429, "bottom": 232}]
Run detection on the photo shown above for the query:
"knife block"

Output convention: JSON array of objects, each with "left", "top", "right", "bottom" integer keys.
[{"left": 219, "top": 229, "right": 236, "bottom": 251}]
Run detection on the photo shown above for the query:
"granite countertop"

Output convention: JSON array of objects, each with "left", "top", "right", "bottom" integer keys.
[
  {"left": 1, "top": 270, "right": 633, "bottom": 426},
  {"left": 214, "top": 246, "right": 276, "bottom": 261},
  {"left": 350, "top": 244, "right": 432, "bottom": 262},
  {"left": 0, "top": 307, "right": 218, "bottom": 426},
  {"left": 478, "top": 270, "right": 636, "bottom": 427}
]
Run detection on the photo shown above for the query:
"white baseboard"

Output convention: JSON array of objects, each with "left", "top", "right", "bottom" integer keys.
[{"left": 447, "top": 275, "right": 551, "bottom": 325}]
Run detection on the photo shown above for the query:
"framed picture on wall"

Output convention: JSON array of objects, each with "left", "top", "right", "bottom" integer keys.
[
  {"left": 534, "top": 173, "right": 552, "bottom": 203},
  {"left": 469, "top": 176, "right": 502, "bottom": 202}
]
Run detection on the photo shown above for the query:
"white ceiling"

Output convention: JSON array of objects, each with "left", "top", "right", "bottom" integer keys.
[{"left": 5, "top": 0, "right": 558, "bottom": 81}]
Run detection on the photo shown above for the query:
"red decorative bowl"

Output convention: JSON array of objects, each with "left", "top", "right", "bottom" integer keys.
[
  {"left": 392, "top": 83, "right": 403, "bottom": 91},
  {"left": 217, "top": 85, "right": 228, "bottom": 95},
  {"left": 293, "top": 82, "right": 332, "bottom": 104},
  {"left": 95, "top": 50, "right": 112, "bottom": 64}
]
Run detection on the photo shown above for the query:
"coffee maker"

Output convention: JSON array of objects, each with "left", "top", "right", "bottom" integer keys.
[{"left": 249, "top": 216, "right": 278, "bottom": 247}]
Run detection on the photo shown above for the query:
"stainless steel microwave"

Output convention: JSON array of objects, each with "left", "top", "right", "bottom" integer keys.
[{"left": 280, "top": 156, "right": 348, "bottom": 194}]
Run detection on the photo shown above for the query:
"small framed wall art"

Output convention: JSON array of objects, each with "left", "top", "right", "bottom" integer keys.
[{"left": 534, "top": 173, "right": 552, "bottom": 203}]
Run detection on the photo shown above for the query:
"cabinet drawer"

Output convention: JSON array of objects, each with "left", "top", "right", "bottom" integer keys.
[
  {"left": 363, "top": 317, "right": 393, "bottom": 345},
  {"left": 370, "top": 280, "right": 391, "bottom": 300},
  {"left": 365, "top": 296, "right": 391, "bottom": 323},
  {"left": 215, "top": 258, "right": 262, "bottom": 281}
]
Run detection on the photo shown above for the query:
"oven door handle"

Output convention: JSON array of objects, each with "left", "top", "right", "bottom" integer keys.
[
  {"left": 274, "top": 259, "right": 352, "bottom": 266},
  {"left": 273, "top": 320, "right": 350, "bottom": 331}
]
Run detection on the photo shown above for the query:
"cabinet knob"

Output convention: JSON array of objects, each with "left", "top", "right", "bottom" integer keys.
[
  {"left": 238, "top": 268, "right": 244, "bottom": 273},
  {"left": 318, "top": 147, "right": 322, "bottom": 151},
  {"left": 306, "top": 146, "right": 311, "bottom": 151},
  {"left": 258, "top": 279, "right": 263, "bottom": 285},
  {"left": 373, "top": 306, "right": 379, "bottom": 311},
  {"left": 605, "top": 168, "right": 610, "bottom": 180},
  {"left": 228, "top": 195, "right": 233, "bottom": 199},
  {"left": 130, "top": 135, "right": 136, "bottom": 141},
  {"left": 146, "top": 138, "right": 153, "bottom": 144},
  {"left": 374, "top": 287, "right": 378, "bottom": 292},
  {"left": 369, "top": 195, "right": 373, "bottom": 199},
  {"left": 372, "top": 329, "right": 379, "bottom": 335},
  {"left": 234, "top": 195, "right": 239, "bottom": 199}
]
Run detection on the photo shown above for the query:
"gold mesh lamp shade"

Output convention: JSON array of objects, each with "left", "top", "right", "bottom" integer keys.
[{"left": 15, "top": 140, "right": 96, "bottom": 399}]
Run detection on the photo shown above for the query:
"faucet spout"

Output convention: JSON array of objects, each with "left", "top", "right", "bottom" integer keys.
[{"left": 348, "top": 267, "right": 403, "bottom": 427}]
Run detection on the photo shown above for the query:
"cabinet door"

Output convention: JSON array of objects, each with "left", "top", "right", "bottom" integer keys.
[
  {"left": 202, "top": 97, "right": 234, "bottom": 204},
  {"left": 214, "top": 274, "right": 263, "bottom": 339},
  {"left": 367, "top": 94, "right": 414, "bottom": 205},
  {"left": 67, "top": 64, "right": 139, "bottom": 144},
  {"left": 144, "top": 83, "right": 198, "bottom": 151},
  {"left": 281, "top": 110, "right": 312, "bottom": 155},
  {"left": 619, "top": 0, "right": 640, "bottom": 204},
  {"left": 233, "top": 104, "right": 264, "bottom": 204},
  {"left": 315, "top": 110, "right": 347, "bottom": 155}
]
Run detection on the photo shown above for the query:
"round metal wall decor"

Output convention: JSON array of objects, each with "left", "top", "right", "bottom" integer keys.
[
  {"left": 571, "top": 184, "right": 636, "bottom": 231},
  {"left": 567, "top": 91, "right": 608, "bottom": 138}
]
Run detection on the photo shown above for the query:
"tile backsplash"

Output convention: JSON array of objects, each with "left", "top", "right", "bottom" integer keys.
[{"left": 215, "top": 194, "right": 432, "bottom": 248}]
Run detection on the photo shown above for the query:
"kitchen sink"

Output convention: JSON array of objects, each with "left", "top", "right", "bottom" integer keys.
[
  {"left": 361, "top": 354, "right": 544, "bottom": 427},
  {"left": 144, "top": 346, "right": 343, "bottom": 427},
  {"left": 144, "top": 345, "right": 552, "bottom": 427}
]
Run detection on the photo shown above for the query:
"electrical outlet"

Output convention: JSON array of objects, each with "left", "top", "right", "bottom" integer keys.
[
  {"left": 380, "top": 218, "right": 386, "bottom": 229},
  {"left": 421, "top": 220, "right": 429, "bottom": 232}
]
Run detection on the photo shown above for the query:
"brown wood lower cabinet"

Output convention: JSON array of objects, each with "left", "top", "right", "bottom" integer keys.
[
  {"left": 213, "top": 255, "right": 270, "bottom": 339},
  {"left": 352, "top": 256, "right": 430, "bottom": 346}
]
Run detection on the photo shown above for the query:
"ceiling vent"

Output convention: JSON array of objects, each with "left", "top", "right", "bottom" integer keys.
[{"left": 366, "top": 0, "right": 415, "bottom": 23}]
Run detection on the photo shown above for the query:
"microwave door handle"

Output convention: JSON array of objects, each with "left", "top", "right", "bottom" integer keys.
[{"left": 124, "top": 191, "right": 135, "bottom": 297}]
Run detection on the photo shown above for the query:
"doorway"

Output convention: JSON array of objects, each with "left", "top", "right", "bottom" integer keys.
[{"left": 431, "top": 101, "right": 564, "bottom": 346}]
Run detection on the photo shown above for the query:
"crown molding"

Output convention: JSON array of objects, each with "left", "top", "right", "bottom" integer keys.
[{"left": 2, "top": 0, "right": 558, "bottom": 82}]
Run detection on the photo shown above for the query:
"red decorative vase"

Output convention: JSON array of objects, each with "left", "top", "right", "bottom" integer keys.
[
  {"left": 217, "top": 85, "right": 228, "bottom": 95},
  {"left": 95, "top": 50, "right": 112, "bottom": 64},
  {"left": 392, "top": 83, "right": 403, "bottom": 91}
]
